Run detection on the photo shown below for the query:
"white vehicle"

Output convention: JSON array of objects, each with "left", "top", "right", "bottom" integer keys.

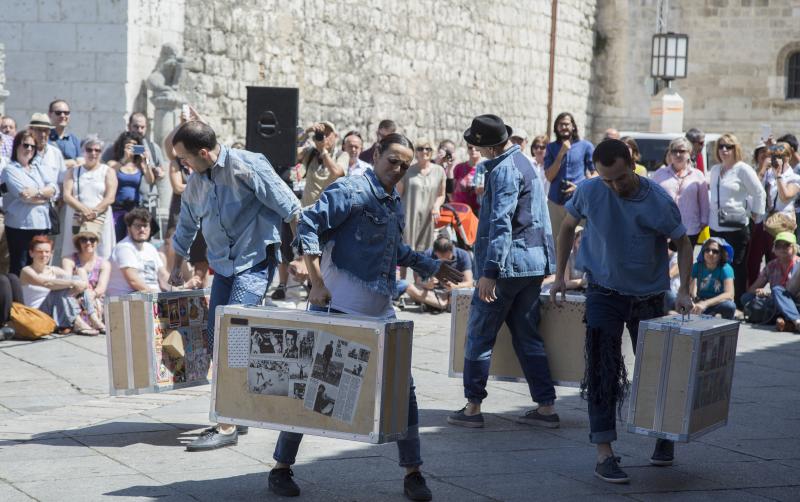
[{"left": 619, "top": 131, "right": 721, "bottom": 174}]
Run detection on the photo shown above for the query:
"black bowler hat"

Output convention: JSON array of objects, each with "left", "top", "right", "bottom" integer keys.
[{"left": 463, "top": 114, "right": 512, "bottom": 147}]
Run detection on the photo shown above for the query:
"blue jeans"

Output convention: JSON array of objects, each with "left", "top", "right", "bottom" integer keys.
[
  {"left": 273, "top": 306, "right": 422, "bottom": 468},
  {"left": 584, "top": 284, "right": 664, "bottom": 444},
  {"left": 463, "top": 276, "right": 556, "bottom": 405},
  {"left": 207, "top": 257, "right": 276, "bottom": 350},
  {"left": 742, "top": 286, "right": 800, "bottom": 322},
  {"left": 701, "top": 300, "right": 736, "bottom": 320}
]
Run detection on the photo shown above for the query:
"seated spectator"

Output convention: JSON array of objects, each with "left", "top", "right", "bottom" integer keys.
[
  {"left": 106, "top": 208, "right": 172, "bottom": 297},
  {"left": 743, "top": 232, "right": 800, "bottom": 331},
  {"left": 62, "top": 231, "right": 110, "bottom": 332},
  {"left": 0, "top": 272, "right": 23, "bottom": 340},
  {"left": 107, "top": 131, "right": 156, "bottom": 242},
  {"left": 19, "top": 236, "right": 97, "bottom": 335},
  {"left": 690, "top": 238, "right": 736, "bottom": 319},
  {"left": 542, "top": 226, "right": 586, "bottom": 293},
  {"left": 401, "top": 237, "right": 473, "bottom": 311},
  {"left": 62, "top": 136, "right": 117, "bottom": 258},
  {"left": 2, "top": 130, "right": 57, "bottom": 275},
  {"left": 451, "top": 144, "right": 482, "bottom": 214},
  {"left": 336, "top": 130, "right": 371, "bottom": 176}
]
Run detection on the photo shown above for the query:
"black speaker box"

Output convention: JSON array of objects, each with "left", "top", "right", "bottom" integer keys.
[{"left": 246, "top": 87, "right": 299, "bottom": 173}]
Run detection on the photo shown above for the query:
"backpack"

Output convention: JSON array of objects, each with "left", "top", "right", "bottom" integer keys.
[{"left": 743, "top": 295, "right": 776, "bottom": 325}]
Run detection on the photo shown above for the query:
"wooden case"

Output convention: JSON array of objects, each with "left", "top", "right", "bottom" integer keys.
[
  {"left": 449, "top": 288, "right": 586, "bottom": 387},
  {"left": 211, "top": 305, "right": 413, "bottom": 444},
  {"left": 105, "top": 289, "right": 212, "bottom": 395},
  {"left": 627, "top": 314, "right": 739, "bottom": 442}
]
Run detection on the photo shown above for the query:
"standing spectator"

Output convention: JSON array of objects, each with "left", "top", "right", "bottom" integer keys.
[
  {"left": 359, "top": 119, "right": 397, "bottom": 163},
  {"left": 28, "top": 113, "right": 65, "bottom": 189},
  {"left": 603, "top": 128, "right": 620, "bottom": 140},
  {"left": 20, "top": 236, "right": 96, "bottom": 335},
  {"left": 335, "top": 130, "right": 371, "bottom": 176},
  {"left": 709, "top": 133, "right": 766, "bottom": 306},
  {"left": 0, "top": 116, "right": 14, "bottom": 159},
  {"left": 652, "top": 137, "right": 710, "bottom": 245},
  {"left": 509, "top": 128, "right": 529, "bottom": 156},
  {"left": 47, "top": 100, "right": 82, "bottom": 169},
  {"left": 62, "top": 231, "right": 110, "bottom": 332},
  {"left": 450, "top": 144, "right": 482, "bottom": 214},
  {"left": 530, "top": 134, "right": 549, "bottom": 193},
  {"left": 544, "top": 112, "right": 595, "bottom": 240},
  {"left": 437, "top": 139, "right": 457, "bottom": 199},
  {"left": 690, "top": 238, "right": 736, "bottom": 319},
  {"left": 620, "top": 136, "right": 649, "bottom": 176},
  {"left": 2, "top": 131, "right": 56, "bottom": 275},
  {"left": 299, "top": 122, "right": 343, "bottom": 207},
  {"left": 686, "top": 128, "right": 705, "bottom": 173},
  {"left": 62, "top": 137, "right": 117, "bottom": 258},
  {"left": 747, "top": 140, "right": 773, "bottom": 285},
  {"left": 107, "top": 131, "right": 156, "bottom": 242},
  {"left": 106, "top": 208, "right": 172, "bottom": 296},
  {"left": 777, "top": 134, "right": 799, "bottom": 170},
  {"left": 398, "top": 139, "right": 446, "bottom": 251}
]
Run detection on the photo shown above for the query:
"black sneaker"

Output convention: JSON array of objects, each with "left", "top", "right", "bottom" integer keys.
[
  {"left": 268, "top": 468, "right": 300, "bottom": 497},
  {"left": 516, "top": 409, "right": 560, "bottom": 428},
  {"left": 403, "top": 471, "right": 432, "bottom": 501},
  {"left": 594, "top": 456, "right": 629, "bottom": 484},
  {"left": 185, "top": 426, "right": 238, "bottom": 452},
  {"left": 650, "top": 438, "right": 674, "bottom": 466},
  {"left": 236, "top": 425, "right": 249, "bottom": 435},
  {"left": 271, "top": 285, "right": 287, "bottom": 300},
  {"left": 446, "top": 406, "right": 484, "bottom": 428}
]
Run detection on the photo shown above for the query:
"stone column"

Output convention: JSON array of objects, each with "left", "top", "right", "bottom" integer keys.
[{"left": 0, "top": 43, "right": 8, "bottom": 115}]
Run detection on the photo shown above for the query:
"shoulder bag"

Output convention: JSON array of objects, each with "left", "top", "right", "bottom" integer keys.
[
  {"left": 716, "top": 168, "right": 748, "bottom": 228},
  {"left": 70, "top": 166, "right": 106, "bottom": 236}
]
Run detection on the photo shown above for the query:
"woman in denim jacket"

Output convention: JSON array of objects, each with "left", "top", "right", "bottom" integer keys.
[
  {"left": 268, "top": 133, "right": 463, "bottom": 502},
  {"left": 447, "top": 115, "right": 560, "bottom": 430}
]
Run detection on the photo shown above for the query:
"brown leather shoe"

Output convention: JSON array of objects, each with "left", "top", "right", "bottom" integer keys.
[{"left": 775, "top": 317, "right": 787, "bottom": 332}]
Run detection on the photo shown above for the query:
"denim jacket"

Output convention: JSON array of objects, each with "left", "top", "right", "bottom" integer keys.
[
  {"left": 294, "top": 169, "right": 440, "bottom": 297},
  {"left": 474, "top": 144, "right": 555, "bottom": 279},
  {"left": 173, "top": 146, "right": 301, "bottom": 277}
]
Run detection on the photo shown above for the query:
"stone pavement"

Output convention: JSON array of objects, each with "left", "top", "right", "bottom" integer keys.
[{"left": 0, "top": 295, "right": 798, "bottom": 501}]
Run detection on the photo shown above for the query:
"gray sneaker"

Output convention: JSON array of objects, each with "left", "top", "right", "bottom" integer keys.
[
  {"left": 595, "top": 456, "right": 629, "bottom": 484},
  {"left": 516, "top": 409, "right": 560, "bottom": 428},
  {"left": 446, "top": 406, "right": 484, "bottom": 428},
  {"left": 186, "top": 426, "right": 238, "bottom": 452}
]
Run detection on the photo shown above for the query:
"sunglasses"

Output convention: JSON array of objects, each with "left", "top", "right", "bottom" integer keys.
[
  {"left": 386, "top": 157, "right": 411, "bottom": 170},
  {"left": 21, "top": 143, "right": 36, "bottom": 150},
  {"left": 718, "top": 144, "right": 735, "bottom": 151},
  {"left": 671, "top": 149, "right": 689, "bottom": 154},
  {"left": 85, "top": 147, "right": 102, "bottom": 153},
  {"left": 53, "top": 110, "right": 70, "bottom": 116},
  {"left": 704, "top": 248, "right": 720, "bottom": 255},
  {"left": 533, "top": 145, "right": 546, "bottom": 150},
  {"left": 79, "top": 237, "right": 98, "bottom": 244},
  {"left": 416, "top": 147, "right": 433, "bottom": 152}
]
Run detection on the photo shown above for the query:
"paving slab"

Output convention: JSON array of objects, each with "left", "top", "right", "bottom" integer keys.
[{"left": 15, "top": 474, "right": 192, "bottom": 502}]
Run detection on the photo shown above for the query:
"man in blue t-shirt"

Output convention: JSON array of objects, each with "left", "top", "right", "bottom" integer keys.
[
  {"left": 402, "top": 236, "right": 474, "bottom": 311},
  {"left": 551, "top": 139, "right": 694, "bottom": 485},
  {"left": 543, "top": 112, "right": 595, "bottom": 243}
]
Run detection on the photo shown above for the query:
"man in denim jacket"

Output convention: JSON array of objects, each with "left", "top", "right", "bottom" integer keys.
[
  {"left": 448, "top": 115, "right": 560, "bottom": 429},
  {"left": 267, "top": 133, "right": 462, "bottom": 501},
  {"left": 169, "top": 118, "right": 302, "bottom": 451}
]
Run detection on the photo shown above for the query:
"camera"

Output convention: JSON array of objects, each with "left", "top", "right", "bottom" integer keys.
[
  {"left": 444, "top": 151, "right": 453, "bottom": 162},
  {"left": 132, "top": 145, "right": 146, "bottom": 156},
  {"left": 313, "top": 130, "right": 325, "bottom": 142},
  {"left": 771, "top": 155, "right": 780, "bottom": 168},
  {"left": 560, "top": 179, "right": 573, "bottom": 200}
]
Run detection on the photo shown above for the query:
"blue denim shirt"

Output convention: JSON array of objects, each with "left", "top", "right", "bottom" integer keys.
[
  {"left": 294, "top": 169, "right": 441, "bottom": 297},
  {"left": 172, "top": 146, "right": 301, "bottom": 277},
  {"left": 1, "top": 161, "right": 55, "bottom": 230},
  {"left": 474, "top": 144, "right": 555, "bottom": 279}
]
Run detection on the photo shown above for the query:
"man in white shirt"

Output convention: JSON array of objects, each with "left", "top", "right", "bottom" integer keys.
[{"left": 107, "top": 207, "right": 172, "bottom": 296}]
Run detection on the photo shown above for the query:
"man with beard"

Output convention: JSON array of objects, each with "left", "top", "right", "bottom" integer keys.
[{"left": 106, "top": 207, "right": 172, "bottom": 296}]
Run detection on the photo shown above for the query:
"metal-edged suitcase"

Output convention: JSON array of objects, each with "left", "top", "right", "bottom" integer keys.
[
  {"left": 105, "top": 289, "right": 211, "bottom": 395},
  {"left": 627, "top": 314, "right": 740, "bottom": 442},
  {"left": 211, "top": 305, "right": 413, "bottom": 444},
  {"left": 449, "top": 288, "right": 586, "bottom": 387}
]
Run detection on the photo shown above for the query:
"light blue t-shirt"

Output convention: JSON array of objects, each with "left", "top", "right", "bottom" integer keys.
[
  {"left": 692, "top": 262, "right": 734, "bottom": 300},
  {"left": 565, "top": 176, "right": 686, "bottom": 296}
]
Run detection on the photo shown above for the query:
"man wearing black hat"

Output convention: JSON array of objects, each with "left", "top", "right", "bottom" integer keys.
[{"left": 448, "top": 114, "right": 560, "bottom": 429}]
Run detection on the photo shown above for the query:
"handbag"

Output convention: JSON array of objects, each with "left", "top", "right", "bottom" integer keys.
[
  {"left": 716, "top": 169, "right": 748, "bottom": 229},
  {"left": 743, "top": 295, "right": 776, "bottom": 325},
  {"left": 9, "top": 302, "right": 57, "bottom": 340},
  {"left": 47, "top": 202, "right": 60, "bottom": 235}
]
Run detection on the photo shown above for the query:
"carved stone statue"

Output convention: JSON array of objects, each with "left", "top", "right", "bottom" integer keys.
[{"left": 146, "top": 43, "right": 186, "bottom": 147}]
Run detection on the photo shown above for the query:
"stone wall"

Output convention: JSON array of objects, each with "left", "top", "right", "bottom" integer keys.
[
  {"left": 592, "top": 0, "right": 800, "bottom": 151},
  {"left": 0, "top": 43, "right": 7, "bottom": 114},
  {"left": 181, "top": 0, "right": 599, "bottom": 148}
]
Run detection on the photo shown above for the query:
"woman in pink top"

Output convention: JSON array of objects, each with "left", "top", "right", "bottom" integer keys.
[
  {"left": 451, "top": 144, "right": 482, "bottom": 214},
  {"left": 652, "top": 137, "right": 710, "bottom": 245}
]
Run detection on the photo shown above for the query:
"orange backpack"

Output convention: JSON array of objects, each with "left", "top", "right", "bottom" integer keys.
[{"left": 435, "top": 203, "right": 479, "bottom": 250}]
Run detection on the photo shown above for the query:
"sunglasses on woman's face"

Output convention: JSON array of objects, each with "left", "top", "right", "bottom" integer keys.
[
  {"left": 718, "top": 144, "right": 735, "bottom": 151},
  {"left": 533, "top": 145, "right": 546, "bottom": 150},
  {"left": 416, "top": 147, "right": 432, "bottom": 152},
  {"left": 21, "top": 143, "right": 37, "bottom": 150},
  {"left": 386, "top": 157, "right": 411, "bottom": 170},
  {"left": 704, "top": 248, "right": 720, "bottom": 255},
  {"left": 85, "top": 147, "right": 102, "bottom": 153},
  {"left": 79, "top": 237, "right": 98, "bottom": 244}
]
